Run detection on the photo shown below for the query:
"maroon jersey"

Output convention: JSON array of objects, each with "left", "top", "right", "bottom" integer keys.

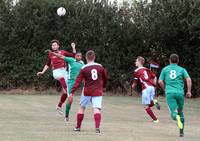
[
  {"left": 46, "top": 50, "right": 74, "bottom": 70},
  {"left": 133, "top": 67, "right": 156, "bottom": 90},
  {"left": 71, "top": 62, "right": 107, "bottom": 96}
]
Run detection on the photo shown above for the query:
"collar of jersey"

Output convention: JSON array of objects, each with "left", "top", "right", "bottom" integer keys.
[{"left": 135, "top": 66, "right": 145, "bottom": 72}]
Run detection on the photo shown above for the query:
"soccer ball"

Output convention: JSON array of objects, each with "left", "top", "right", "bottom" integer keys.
[{"left": 57, "top": 7, "right": 66, "bottom": 16}]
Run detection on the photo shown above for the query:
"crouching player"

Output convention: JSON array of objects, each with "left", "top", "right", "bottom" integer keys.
[
  {"left": 132, "top": 56, "right": 160, "bottom": 123},
  {"left": 158, "top": 54, "right": 192, "bottom": 137},
  {"left": 46, "top": 48, "right": 84, "bottom": 121},
  {"left": 70, "top": 50, "right": 107, "bottom": 133},
  {"left": 37, "top": 40, "right": 76, "bottom": 114}
]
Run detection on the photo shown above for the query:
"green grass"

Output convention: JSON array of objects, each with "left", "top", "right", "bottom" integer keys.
[{"left": 0, "top": 93, "right": 200, "bottom": 141}]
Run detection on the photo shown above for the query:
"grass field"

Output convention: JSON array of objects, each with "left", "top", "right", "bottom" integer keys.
[{"left": 0, "top": 93, "right": 200, "bottom": 141}]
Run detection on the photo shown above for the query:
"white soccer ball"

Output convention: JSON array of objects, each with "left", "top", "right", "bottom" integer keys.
[{"left": 57, "top": 7, "right": 66, "bottom": 16}]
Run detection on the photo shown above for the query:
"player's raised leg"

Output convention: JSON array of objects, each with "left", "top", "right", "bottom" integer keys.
[
  {"left": 53, "top": 70, "right": 68, "bottom": 115},
  {"left": 57, "top": 88, "right": 67, "bottom": 115}
]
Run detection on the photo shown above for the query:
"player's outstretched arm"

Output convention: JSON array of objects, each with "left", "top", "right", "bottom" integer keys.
[
  {"left": 70, "top": 71, "right": 84, "bottom": 95},
  {"left": 45, "top": 50, "right": 64, "bottom": 59},
  {"left": 186, "top": 77, "right": 192, "bottom": 98},
  {"left": 37, "top": 65, "right": 49, "bottom": 76}
]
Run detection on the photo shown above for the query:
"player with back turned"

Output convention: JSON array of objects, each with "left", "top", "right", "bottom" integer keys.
[
  {"left": 70, "top": 50, "right": 108, "bottom": 133},
  {"left": 158, "top": 54, "right": 192, "bottom": 137}
]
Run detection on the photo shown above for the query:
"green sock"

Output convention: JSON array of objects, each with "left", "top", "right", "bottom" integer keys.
[
  {"left": 65, "top": 102, "right": 71, "bottom": 118},
  {"left": 179, "top": 112, "right": 185, "bottom": 128}
]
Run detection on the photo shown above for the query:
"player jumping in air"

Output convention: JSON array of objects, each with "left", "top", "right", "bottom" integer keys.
[
  {"left": 70, "top": 50, "right": 107, "bottom": 133},
  {"left": 46, "top": 48, "right": 84, "bottom": 122},
  {"left": 158, "top": 54, "right": 192, "bottom": 137},
  {"left": 37, "top": 40, "right": 76, "bottom": 115},
  {"left": 132, "top": 56, "right": 160, "bottom": 123}
]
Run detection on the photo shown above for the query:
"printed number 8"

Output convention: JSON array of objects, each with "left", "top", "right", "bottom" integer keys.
[
  {"left": 91, "top": 69, "right": 98, "bottom": 80},
  {"left": 170, "top": 70, "right": 176, "bottom": 79}
]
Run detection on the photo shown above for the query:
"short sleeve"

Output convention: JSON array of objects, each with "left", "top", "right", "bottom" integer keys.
[
  {"left": 183, "top": 69, "right": 190, "bottom": 79},
  {"left": 148, "top": 69, "right": 156, "bottom": 79}
]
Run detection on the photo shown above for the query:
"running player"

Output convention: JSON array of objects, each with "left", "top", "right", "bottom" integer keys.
[
  {"left": 70, "top": 50, "right": 107, "bottom": 133},
  {"left": 132, "top": 56, "right": 160, "bottom": 123},
  {"left": 37, "top": 40, "right": 76, "bottom": 114},
  {"left": 46, "top": 48, "right": 84, "bottom": 121},
  {"left": 158, "top": 54, "right": 192, "bottom": 137}
]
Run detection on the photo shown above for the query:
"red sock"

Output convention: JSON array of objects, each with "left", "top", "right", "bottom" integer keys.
[
  {"left": 148, "top": 100, "right": 154, "bottom": 107},
  {"left": 94, "top": 113, "right": 101, "bottom": 128},
  {"left": 145, "top": 107, "right": 157, "bottom": 120},
  {"left": 59, "top": 77, "right": 68, "bottom": 92},
  {"left": 58, "top": 93, "right": 67, "bottom": 107},
  {"left": 76, "top": 113, "right": 84, "bottom": 128}
]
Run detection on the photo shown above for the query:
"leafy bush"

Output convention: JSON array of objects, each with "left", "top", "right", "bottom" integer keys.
[{"left": 0, "top": 0, "right": 199, "bottom": 97}]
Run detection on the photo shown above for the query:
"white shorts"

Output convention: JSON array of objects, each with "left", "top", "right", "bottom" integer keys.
[
  {"left": 52, "top": 67, "right": 68, "bottom": 82},
  {"left": 80, "top": 96, "right": 102, "bottom": 109},
  {"left": 142, "top": 86, "right": 155, "bottom": 105}
]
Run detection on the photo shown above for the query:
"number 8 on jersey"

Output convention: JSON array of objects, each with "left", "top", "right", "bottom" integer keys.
[{"left": 91, "top": 69, "right": 98, "bottom": 80}]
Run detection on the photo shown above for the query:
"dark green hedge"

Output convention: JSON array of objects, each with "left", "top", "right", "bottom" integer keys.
[{"left": 0, "top": 0, "right": 199, "bottom": 97}]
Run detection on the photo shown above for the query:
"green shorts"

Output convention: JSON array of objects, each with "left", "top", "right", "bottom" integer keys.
[
  {"left": 166, "top": 93, "right": 184, "bottom": 114},
  {"left": 67, "top": 79, "right": 75, "bottom": 96}
]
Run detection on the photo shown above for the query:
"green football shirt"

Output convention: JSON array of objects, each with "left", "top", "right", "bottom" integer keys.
[
  {"left": 64, "top": 57, "right": 84, "bottom": 80},
  {"left": 159, "top": 64, "right": 190, "bottom": 94}
]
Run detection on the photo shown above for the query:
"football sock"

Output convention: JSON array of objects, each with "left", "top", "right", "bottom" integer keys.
[
  {"left": 176, "top": 115, "right": 183, "bottom": 129},
  {"left": 58, "top": 93, "right": 67, "bottom": 107},
  {"left": 179, "top": 112, "right": 185, "bottom": 128},
  {"left": 145, "top": 107, "right": 157, "bottom": 121},
  {"left": 148, "top": 100, "right": 155, "bottom": 107},
  {"left": 59, "top": 77, "right": 68, "bottom": 92},
  {"left": 76, "top": 113, "right": 84, "bottom": 128},
  {"left": 94, "top": 113, "right": 101, "bottom": 129},
  {"left": 65, "top": 101, "right": 71, "bottom": 118}
]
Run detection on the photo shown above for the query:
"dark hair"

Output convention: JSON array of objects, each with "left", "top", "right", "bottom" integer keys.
[
  {"left": 137, "top": 56, "right": 145, "bottom": 65},
  {"left": 51, "top": 39, "right": 60, "bottom": 46},
  {"left": 170, "top": 54, "right": 179, "bottom": 63},
  {"left": 86, "top": 50, "right": 95, "bottom": 61}
]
